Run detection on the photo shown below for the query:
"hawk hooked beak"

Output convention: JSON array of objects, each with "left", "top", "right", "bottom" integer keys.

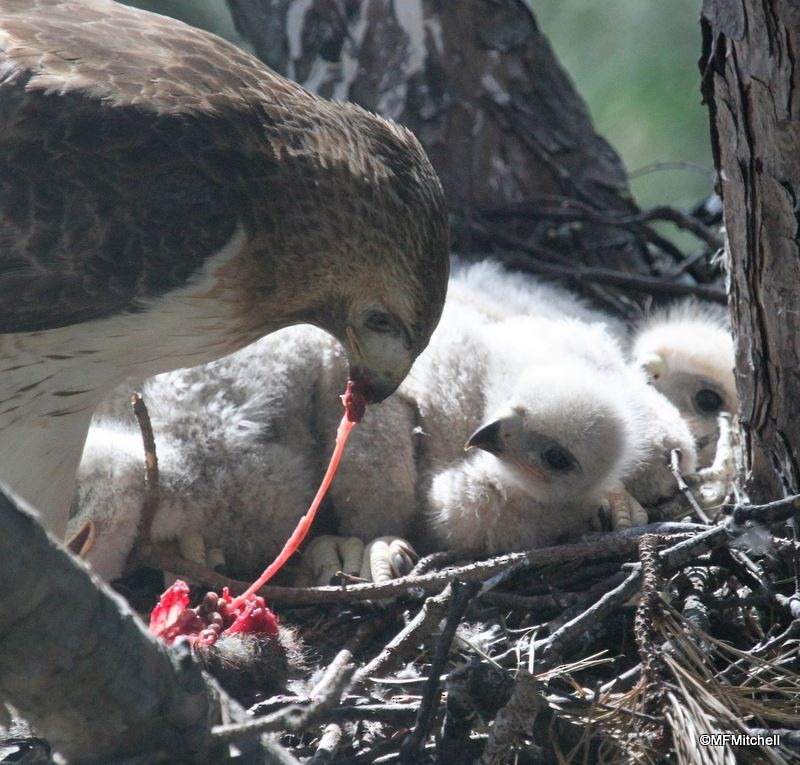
[{"left": 345, "top": 326, "right": 408, "bottom": 404}]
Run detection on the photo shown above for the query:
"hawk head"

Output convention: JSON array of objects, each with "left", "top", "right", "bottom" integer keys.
[{"left": 242, "top": 103, "right": 450, "bottom": 404}]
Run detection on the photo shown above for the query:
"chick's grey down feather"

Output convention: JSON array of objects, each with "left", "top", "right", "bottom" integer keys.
[
  {"left": 73, "top": 261, "right": 696, "bottom": 578},
  {"left": 0, "top": 0, "right": 449, "bottom": 537}
]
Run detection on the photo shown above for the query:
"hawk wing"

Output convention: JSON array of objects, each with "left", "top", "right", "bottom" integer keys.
[{"left": 0, "top": 0, "right": 291, "bottom": 332}]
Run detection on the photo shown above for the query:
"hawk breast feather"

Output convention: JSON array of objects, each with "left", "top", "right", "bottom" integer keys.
[{"left": 0, "top": 0, "right": 299, "bottom": 333}]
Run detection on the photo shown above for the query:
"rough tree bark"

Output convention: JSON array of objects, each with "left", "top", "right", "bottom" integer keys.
[
  {"left": 0, "top": 490, "right": 295, "bottom": 764},
  {"left": 701, "top": 1, "right": 800, "bottom": 499},
  {"left": 226, "top": 0, "right": 650, "bottom": 275}
]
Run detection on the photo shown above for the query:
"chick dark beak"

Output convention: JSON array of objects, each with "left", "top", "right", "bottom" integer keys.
[{"left": 465, "top": 419, "right": 503, "bottom": 453}]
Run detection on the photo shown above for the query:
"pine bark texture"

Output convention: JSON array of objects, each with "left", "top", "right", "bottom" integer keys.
[
  {"left": 226, "top": 0, "right": 647, "bottom": 272},
  {"left": 0, "top": 490, "right": 280, "bottom": 765},
  {"left": 701, "top": 0, "right": 800, "bottom": 497}
]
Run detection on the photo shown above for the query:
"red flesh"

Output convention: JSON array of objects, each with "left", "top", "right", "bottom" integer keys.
[
  {"left": 149, "top": 581, "right": 279, "bottom": 646},
  {"left": 342, "top": 377, "right": 368, "bottom": 423}
]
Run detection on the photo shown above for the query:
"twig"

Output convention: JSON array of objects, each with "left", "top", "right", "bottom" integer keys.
[
  {"left": 537, "top": 567, "right": 642, "bottom": 669},
  {"left": 729, "top": 493, "right": 800, "bottom": 524},
  {"left": 628, "top": 160, "right": 714, "bottom": 179},
  {"left": 309, "top": 617, "right": 388, "bottom": 699},
  {"left": 352, "top": 583, "right": 455, "bottom": 688},
  {"left": 130, "top": 392, "right": 159, "bottom": 550},
  {"left": 633, "top": 535, "right": 669, "bottom": 747},
  {"left": 410, "top": 550, "right": 458, "bottom": 575},
  {"left": 478, "top": 589, "right": 581, "bottom": 613},
  {"left": 716, "top": 620, "right": 800, "bottom": 683},
  {"left": 665, "top": 248, "right": 716, "bottom": 278},
  {"left": 250, "top": 700, "right": 420, "bottom": 725},
  {"left": 469, "top": 242, "right": 727, "bottom": 303},
  {"left": 580, "top": 521, "right": 709, "bottom": 540},
  {"left": 212, "top": 664, "right": 356, "bottom": 743},
  {"left": 541, "top": 571, "right": 629, "bottom": 638},
  {"left": 401, "top": 579, "right": 480, "bottom": 764},
  {"left": 479, "top": 197, "right": 724, "bottom": 250},
  {"left": 605, "top": 204, "right": 723, "bottom": 250},
  {"left": 309, "top": 724, "right": 342, "bottom": 764},
  {"left": 670, "top": 448, "right": 712, "bottom": 524},
  {"left": 139, "top": 533, "right": 650, "bottom": 605}
]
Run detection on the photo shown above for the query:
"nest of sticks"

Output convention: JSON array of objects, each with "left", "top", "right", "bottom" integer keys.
[{"left": 125, "top": 454, "right": 800, "bottom": 764}]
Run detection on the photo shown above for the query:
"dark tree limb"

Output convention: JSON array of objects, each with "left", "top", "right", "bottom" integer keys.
[{"left": 0, "top": 489, "right": 295, "bottom": 764}]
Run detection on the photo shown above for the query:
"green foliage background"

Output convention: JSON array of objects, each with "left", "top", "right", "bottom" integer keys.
[{"left": 533, "top": 1, "right": 712, "bottom": 209}]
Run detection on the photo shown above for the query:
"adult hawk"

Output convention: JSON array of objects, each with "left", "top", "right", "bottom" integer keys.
[{"left": 0, "top": 0, "right": 449, "bottom": 538}]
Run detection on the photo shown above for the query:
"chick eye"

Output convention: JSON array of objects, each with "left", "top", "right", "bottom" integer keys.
[
  {"left": 543, "top": 446, "right": 576, "bottom": 472},
  {"left": 695, "top": 388, "right": 724, "bottom": 414},
  {"left": 364, "top": 311, "right": 396, "bottom": 334}
]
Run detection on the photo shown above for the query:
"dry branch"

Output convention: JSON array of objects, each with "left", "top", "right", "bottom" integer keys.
[
  {"left": 670, "top": 448, "right": 712, "bottom": 524},
  {"left": 633, "top": 535, "right": 669, "bottom": 749},
  {"left": 130, "top": 392, "right": 159, "bottom": 554},
  {"left": 139, "top": 528, "right": 695, "bottom": 605}
]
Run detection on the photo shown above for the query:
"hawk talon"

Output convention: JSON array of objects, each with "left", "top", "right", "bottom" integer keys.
[{"left": 302, "top": 535, "right": 365, "bottom": 586}]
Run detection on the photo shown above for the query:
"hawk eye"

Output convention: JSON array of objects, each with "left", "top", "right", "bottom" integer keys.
[
  {"left": 364, "top": 311, "right": 396, "bottom": 334},
  {"left": 695, "top": 388, "right": 724, "bottom": 414},
  {"left": 543, "top": 446, "right": 576, "bottom": 472}
]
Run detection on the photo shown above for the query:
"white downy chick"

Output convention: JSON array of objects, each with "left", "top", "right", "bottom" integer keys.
[
  {"left": 429, "top": 362, "right": 642, "bottom": 555},
  {"left": 632, "top": 300, "right": 736, "bottom": 467}
]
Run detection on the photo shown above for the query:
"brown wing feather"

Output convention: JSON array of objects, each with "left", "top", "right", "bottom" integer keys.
[
  {"left": 0, "top": 0, "right": 291, "bottom": 333},
  {"left": 0, "top": 0, "right": 298, "bottom": 113}
]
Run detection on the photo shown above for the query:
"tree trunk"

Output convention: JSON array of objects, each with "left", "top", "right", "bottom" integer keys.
[
  {"left": 226, "top": 0, "right": 649, "bottom": 274},
  {"left": 700, "top": 0, "right": 800, "bottom": 499}
]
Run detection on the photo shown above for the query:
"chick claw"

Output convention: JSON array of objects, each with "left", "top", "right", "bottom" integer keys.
[
  {"left": 600, "top": 482, "right": 649, "bottom": 530},
  {"left": 303, "top": 535, "right": 365, "bottom": 585},
  {"left": 362, "top": 537, "right": 417, "bottom": 584},
  {"left": 694, "top": 413, "right": 735, "bottom": 508},
  {"left": 300, "top": 534, "right": 417, "bottom": 586}
]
